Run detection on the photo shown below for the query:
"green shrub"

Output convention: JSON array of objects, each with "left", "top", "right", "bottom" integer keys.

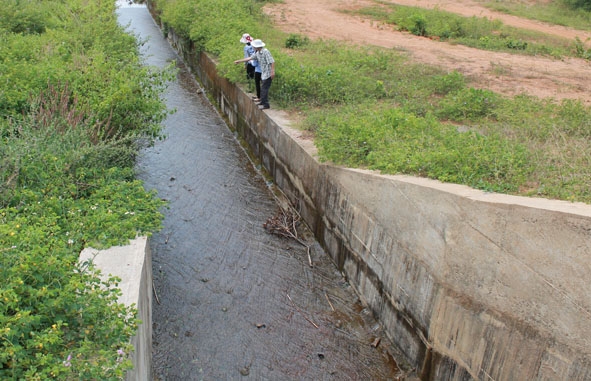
[
  {"left": 436, "top": 88, "right": 500, "bottom": 121},
  {"left": 0, "top": 88, "right": 166, "bottom": 379},
  {"left": 409, "top": 14, "right": 428, "bottom": 36},
  {"left": 563, "top": 0, "right": 591, "bottom": 11},
  {"left": 505, "top": 38, "right": 528, "bottom": 50},
  {"left": 0, "top": 0, "right": 170, "bottom": 378},
  {"left": 428, "top": 71, "right": 465, "bottom": 95},
  {"left": 285, "top": 34, "right": 310, "bottom": 49},
  {"left": 574, "top": 37, "right": 591, "bottom": 59},
  {"left": 0, "top": 0, "right": 53, "bottom": 34}
]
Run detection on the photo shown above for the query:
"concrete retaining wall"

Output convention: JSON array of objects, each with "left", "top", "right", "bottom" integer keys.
[
  {"left": 160, "top": 22, "right": 591, "bottom": 380},
  {"left": 80, "top": 236, "right": 152, "bottom": 381}
]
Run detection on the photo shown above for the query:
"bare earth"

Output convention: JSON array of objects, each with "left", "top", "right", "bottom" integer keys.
[{"left": 264, "top": 0, "right": 591, "bottom": 105}]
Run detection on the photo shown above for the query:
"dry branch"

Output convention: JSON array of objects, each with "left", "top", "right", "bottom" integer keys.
[
  {"left": 324, "top": 292, "right": 335, "bottom": 312},
  {"left": 152, "top": 282, "right": 161, "bottom": 305},
  {"left": 264, "top": 208, "right": 313, "bottom": 267},
  {"left": 287, "top": 293, "right": 319, "bottom": 329}
]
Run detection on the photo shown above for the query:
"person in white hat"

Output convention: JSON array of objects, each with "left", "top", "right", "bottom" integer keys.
[{"left": 235, "top": 39, "right": 275, "bottom": 110}]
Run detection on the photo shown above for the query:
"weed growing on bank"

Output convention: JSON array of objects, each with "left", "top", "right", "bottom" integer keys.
[
  {"left": 483, "top": 0, "right": 591, "bottom": 32},
  {"left": 307, "top": 104, "right": 532, "bottom": 193},
  {"left": 152, "top": 0, "right": 591, "bottom": 203},
  {"left": 1, "top": 0, "right": 171, "bottom": 378},
  {"left": 351, "top": 2, "right": 580, "bottom": 59}
]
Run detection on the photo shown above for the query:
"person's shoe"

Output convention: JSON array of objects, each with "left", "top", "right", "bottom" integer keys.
[
  {"left": 252, "top": 96, "right": 260, "bottom": 101},
  {"left": 258, "top": 104, "right": 270, "bottom": 110}
]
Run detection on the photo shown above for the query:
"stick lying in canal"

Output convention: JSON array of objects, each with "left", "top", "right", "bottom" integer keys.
[
  {"left": 153, "top": 282, "right": 161, "bottom": 305},
  {"left": 263, "top": 208, "right": 313, "bottom": 267},
  {"left": 287, "top": 292, "right": 319, "bottom": 329},
  {"left": 325, "top": 292, "right": 335, "bottom": 312}
]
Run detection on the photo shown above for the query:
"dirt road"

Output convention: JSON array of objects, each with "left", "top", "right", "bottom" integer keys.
[{"left": 264, "top": 0, "right": 591, "bottom": 104}]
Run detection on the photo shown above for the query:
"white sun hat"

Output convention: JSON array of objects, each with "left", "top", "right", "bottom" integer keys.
[
  {"left": 251, "top": 39, "right": 265, "bottom": 48},
  {"left": 240, "top": 33, "right": 252, "bottom": 43}
]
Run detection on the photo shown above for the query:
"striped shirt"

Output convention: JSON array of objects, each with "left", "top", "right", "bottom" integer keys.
[{"left": 253, "top": 48, "right": 275, "bottom": 80}]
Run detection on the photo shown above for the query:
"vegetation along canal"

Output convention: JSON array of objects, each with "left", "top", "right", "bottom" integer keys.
[{"left": 117, "top": 2, "right": 413, "bottom": 380}]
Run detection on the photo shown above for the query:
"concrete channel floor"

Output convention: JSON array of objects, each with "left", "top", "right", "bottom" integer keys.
[{"left": 118, "top": 3, "right": 415, "bottom": 380}]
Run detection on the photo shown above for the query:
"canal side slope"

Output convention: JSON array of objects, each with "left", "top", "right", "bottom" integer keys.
[{"left": 157, "top": 16, "right": 591, "bottom": 381}]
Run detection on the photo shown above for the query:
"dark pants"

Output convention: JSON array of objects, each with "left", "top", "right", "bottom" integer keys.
[
  {"left": 254, "top": 72, "right": 262, "bottom": 99},
  {"left": 246, "top": 64, "right": 255, "bottom": 80},
  {"left": 260, "top": 77, "right": 272, "bottom": 108}
]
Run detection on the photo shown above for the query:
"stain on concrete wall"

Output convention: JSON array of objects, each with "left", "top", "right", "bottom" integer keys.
[{"left": 157, "top": 18, "right": 591, "bottom": 380}]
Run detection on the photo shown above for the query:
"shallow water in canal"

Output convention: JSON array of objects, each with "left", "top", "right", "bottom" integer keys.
[{"left": 117, "top": 3, "right": 406, "bottom": 380}]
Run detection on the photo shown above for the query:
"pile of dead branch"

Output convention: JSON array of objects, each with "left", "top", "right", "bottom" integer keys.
[{"left": 263, "top": 208, "right": 313, "bottom": 267}]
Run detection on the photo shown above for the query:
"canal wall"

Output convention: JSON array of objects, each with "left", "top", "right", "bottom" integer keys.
[
  {"left": 80, "top": 237, "right": 152, "bottom": 381},
  {"left": 154, "top": 19, "right": 591, "bottom": 381}
]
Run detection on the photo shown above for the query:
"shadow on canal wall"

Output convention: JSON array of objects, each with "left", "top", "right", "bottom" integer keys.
[{"left": 149, "top": 9, "right": 591, "bottom": 381}]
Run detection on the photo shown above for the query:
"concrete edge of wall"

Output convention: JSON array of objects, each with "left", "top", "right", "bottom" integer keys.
[
  {"left": 152, "top": 11, "right": 591, "bottom": 380},
  {"left": 195, "top": 40, "right": 591, "bottom": 381},
  {"left": 203, "top": 55, "right": 591, "bottom": 380},
  {"left": 79, "top": 236, "right": 152, "bottom": 381}
]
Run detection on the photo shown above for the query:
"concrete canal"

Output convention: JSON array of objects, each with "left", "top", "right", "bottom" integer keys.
[{"left": 117, "top": 3, "right": 411, "bottom": 380}]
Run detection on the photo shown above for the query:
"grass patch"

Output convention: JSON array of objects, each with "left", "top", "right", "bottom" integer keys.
[
  {"left": 480, "top": 0, "right": 591, "bottom": 31},
  {"left": 307, "top": 104, "right": 532, "bottom": 193},
  {"left": 276, "top": 39, "right": 591, "bottom": 202},
  {"left": 350, "top": 2, "right": 581, "bottom": 59},
  {"left": 154, "top": 0, "right": 591, "bottom": 204}
]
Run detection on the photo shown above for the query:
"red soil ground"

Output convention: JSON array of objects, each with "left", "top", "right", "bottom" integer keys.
[{"left": 263, "top": 0, "right": 591, "bottom": 105}]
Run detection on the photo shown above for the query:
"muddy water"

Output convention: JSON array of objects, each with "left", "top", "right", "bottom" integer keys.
[{"left": 118, "top": 4, "right": 406, "bottom": 380}]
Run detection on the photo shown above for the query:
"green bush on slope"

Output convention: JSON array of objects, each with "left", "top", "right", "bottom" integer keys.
[{"left": 0, "top": 0, "right": 171, "bottom": 378}]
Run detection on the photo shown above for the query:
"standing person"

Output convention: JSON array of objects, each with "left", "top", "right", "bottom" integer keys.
[
  {"left": 235, "top": 39, "right": 275, "bottom": 110},
  {"left": 251, "top": 54, "right": 262, "bottom": 103},
  {"left": 240, "top": 33, "right": 255, "bottom": 82}
]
